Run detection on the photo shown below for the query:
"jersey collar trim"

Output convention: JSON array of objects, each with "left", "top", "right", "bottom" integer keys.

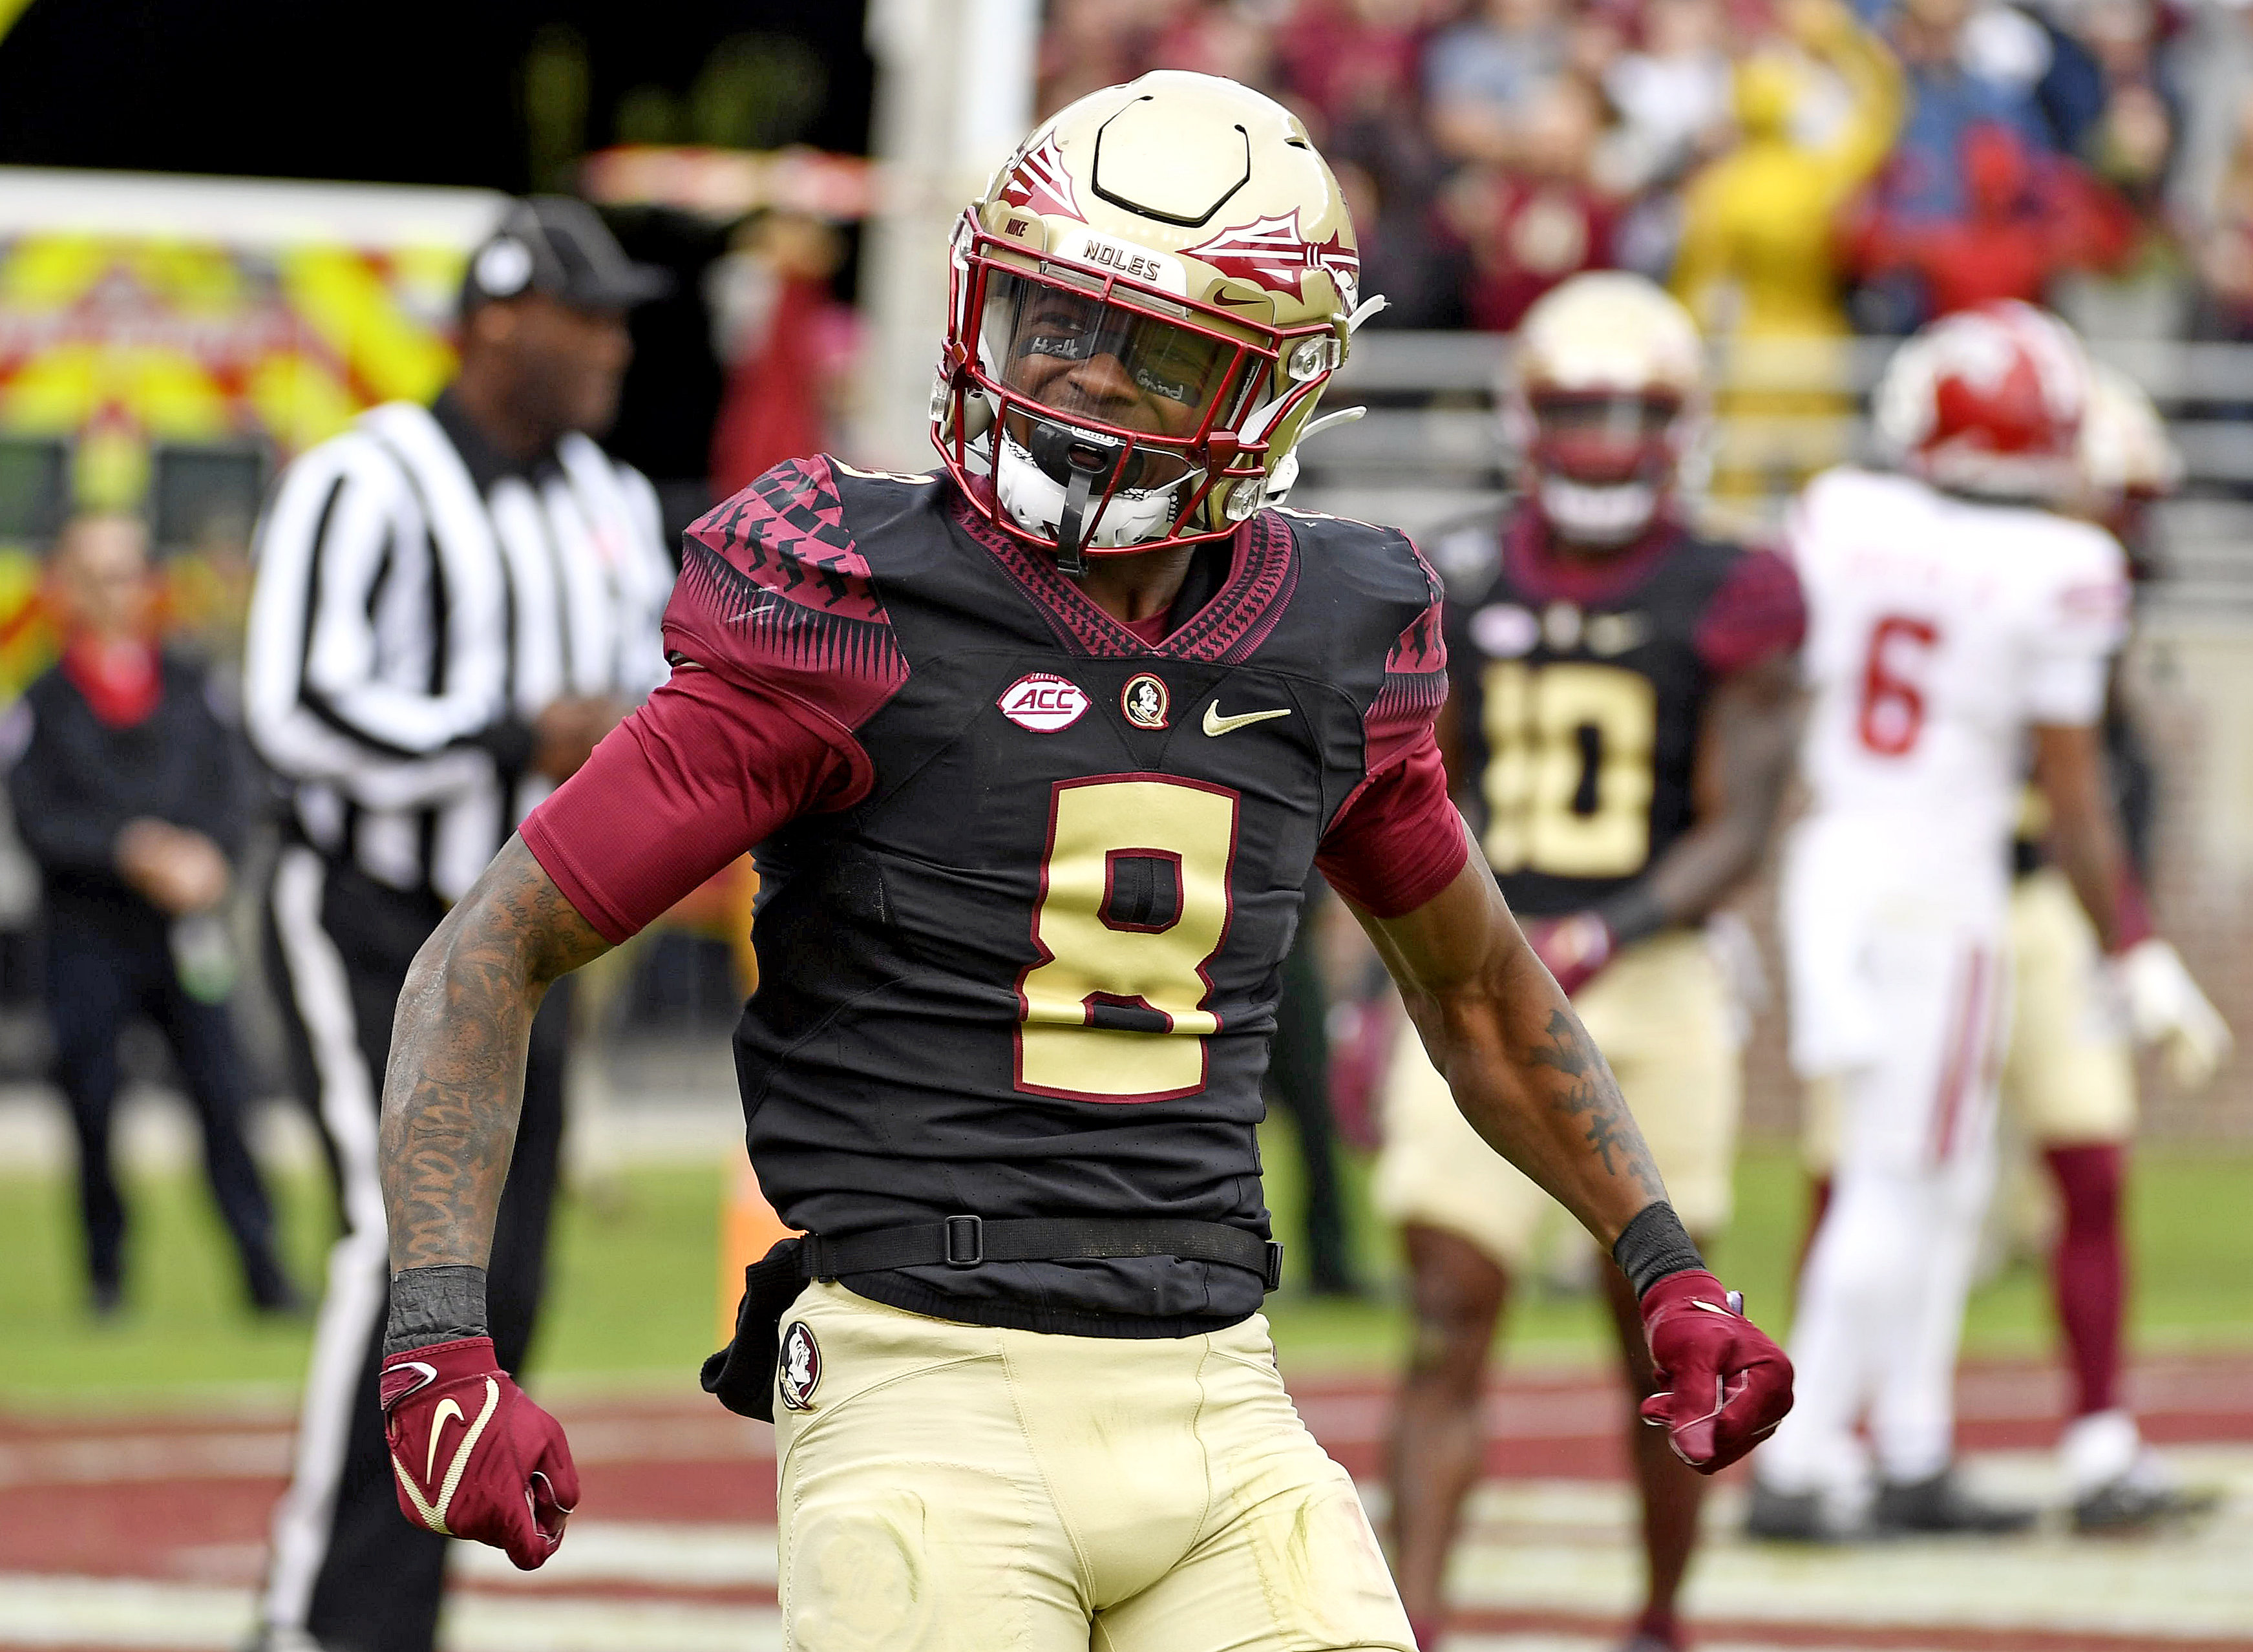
[
  {"left": 1502, "top": 506, "right": 1685, "bottom": 609},
  {"left": 947, "top": 484, "right": 1296, "bottom": 664}
]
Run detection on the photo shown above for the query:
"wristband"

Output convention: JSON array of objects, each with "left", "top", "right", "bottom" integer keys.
[
  {"left": 1613, "top": 1202, "right": 1706, "bottom": 1298},
  {"left": 385, "top": 1264, "right": 490, "bottom": 1357},
  {"left": 1594, "top": 883, "right": 1667, "bottom": 951}
]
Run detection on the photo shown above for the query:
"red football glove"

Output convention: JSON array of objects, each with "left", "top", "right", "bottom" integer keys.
[
  {"left": 379, "top": 1336, "right": 578, "bottom": 1569},
  {"left": 1523, "top": 912, "right": 1615, "bottom": 997},
  {"left": 1636, "top": 1269, "right": 1793, "bottom": 1473}
]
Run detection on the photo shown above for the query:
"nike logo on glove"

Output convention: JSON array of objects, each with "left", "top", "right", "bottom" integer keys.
[
  {"left": 1203, "top": 703, "right": 1291, "bottom": 736},
  {"left": 394, "top": 1377, "right": 500, "bottom": 1534},
  {"left": 427, "top": 1398, "right": 466, "bottom": 1485}
]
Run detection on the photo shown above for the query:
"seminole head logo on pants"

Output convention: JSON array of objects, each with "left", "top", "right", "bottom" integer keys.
[{"left": 779, "top": 1321, "right": 823, "bottom": 1411}]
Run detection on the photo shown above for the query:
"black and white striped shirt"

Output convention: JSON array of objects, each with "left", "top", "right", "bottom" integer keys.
[{"left": 244, "top": 393, "right": 673, "bottom": 905}]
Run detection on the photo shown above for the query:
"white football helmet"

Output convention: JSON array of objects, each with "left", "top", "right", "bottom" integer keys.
[
  {"left": 1872, "top": 301, "right": 2090, "bottom": 505},
  {"left": 1505, "top": 273, "right": 1706, "bottom": 547},
  {"left": 931, "top": 72, "right": 1370, "bottom": 573}
]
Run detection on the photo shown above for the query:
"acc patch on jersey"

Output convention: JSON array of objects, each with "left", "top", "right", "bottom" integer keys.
[
  {"left": 999, "top": 672, "right": 1090, "bottom": 732},
  {"left": 777, "top": 1321, "right": 822, "bottom": 1411},
  {"left": 1121, "top": 672, "right": 1170, "bottom": 730}
]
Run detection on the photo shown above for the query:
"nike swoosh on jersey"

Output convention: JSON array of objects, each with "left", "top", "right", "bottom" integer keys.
[{"left": 1203, "top": 703, "right": 1292, "bottom": 736}]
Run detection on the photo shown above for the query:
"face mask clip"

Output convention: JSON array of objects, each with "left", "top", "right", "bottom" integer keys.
[{"left": 1031, "top": 423, "right": 1126, "bottom": 579}]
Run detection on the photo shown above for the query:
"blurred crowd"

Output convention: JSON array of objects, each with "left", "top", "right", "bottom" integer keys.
[{"left": 1038, "top": 0, "right": 2253, "bottom": 342}]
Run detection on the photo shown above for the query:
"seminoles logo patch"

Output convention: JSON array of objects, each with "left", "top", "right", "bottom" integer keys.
[
  {"left": 777, "top": 1322, "right": 821, "bottom": 1412},
  {"left": 999, "top": 672, "right": 1090, "bottom": 732},
  {"left": 1121, "top": 673, "right": 1170, "bottom": 730}
]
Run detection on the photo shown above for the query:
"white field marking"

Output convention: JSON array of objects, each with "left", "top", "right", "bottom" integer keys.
[
  {"left": 0, "top": 1576, "right": 252, "bottom": 1647},
  {"left": 452, "top": 1521, "right": 779, "bottom": 1589},
  {"left": 0, "top": 1432, "right": 293, "bottom": 1487},
  {"left": 1431, "top": 1448, "right": 2253, "bottom": 1639},
  {"left": 0, "top": 1576, "right": 784, "bottom": 1651}
]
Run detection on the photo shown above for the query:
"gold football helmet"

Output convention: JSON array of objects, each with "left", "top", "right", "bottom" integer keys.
[
  {"left": 2079, "top": 361, "right": 2180, "bottom": 503},
  {"left": 1507, "top": 273, "right": 1706, "bottom": 547},
  {"left": 933, "top": 71, "right": 1371, "bottom": 572}
]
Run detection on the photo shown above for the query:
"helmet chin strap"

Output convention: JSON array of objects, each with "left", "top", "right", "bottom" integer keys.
[{"left": 1028, "top": 423, "right": 1129, "bottom": 580}]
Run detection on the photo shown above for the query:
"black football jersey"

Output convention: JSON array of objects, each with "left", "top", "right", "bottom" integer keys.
[
  {"left": 673, "top": 459, "right": 1444, "bottom": 1337},
  {"left": 1441, "top": 509, "right": 1782, "bottom": 918}
]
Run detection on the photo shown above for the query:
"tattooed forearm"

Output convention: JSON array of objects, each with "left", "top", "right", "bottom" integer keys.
[
  {"left": 1526, "top": 1009, "right": 1664, "bottom": 1198},
  {"left": 1356, "top": 858, "right": 1673, "bottom": 1249},
  {"left": 378, "top": 836, "right": 611, "bottom": 1273}
]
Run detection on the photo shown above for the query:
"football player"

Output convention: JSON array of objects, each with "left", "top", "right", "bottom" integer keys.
[
  {"left": 1796, "top": 364, "right": 2229, "bottom": 1532},
  {"left": 1753, "top": 302, "right": 2197, "bottom": 1538},
  {"left": 1375, "top": 273, "right": 1806, "bottom": 1652},
  {"left": 359, "top": 74, "right": 1792, "bottom": 1651}
]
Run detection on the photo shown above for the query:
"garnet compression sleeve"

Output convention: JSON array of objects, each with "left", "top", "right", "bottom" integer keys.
[
  {"left": 1315, "top": 734, "right": 1472, "bottom": 920},
  {"left": 519, "top": 664, "right": 866, "bottom": 944}
]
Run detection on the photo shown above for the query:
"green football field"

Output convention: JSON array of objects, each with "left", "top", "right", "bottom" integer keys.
[{"left": 3, "top": 1127, "right": 2250, "bottom": 1408}]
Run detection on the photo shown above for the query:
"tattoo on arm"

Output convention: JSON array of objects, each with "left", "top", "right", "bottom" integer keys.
[
  {"left": 379, "top": 837, "right": 611, "bottom": 1272},
  {"left": 1526, "top": 1008, "right": 1666, "bottom": 1200}
]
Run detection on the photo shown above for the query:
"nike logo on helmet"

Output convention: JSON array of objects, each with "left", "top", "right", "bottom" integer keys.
[{"left": 1203, "top": 703, "right": 1292, "bottom": 736}]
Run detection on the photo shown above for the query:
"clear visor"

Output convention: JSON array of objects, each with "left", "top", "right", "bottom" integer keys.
[{"left": 979, "top": 269, "right": 1257, "bottom": 490}]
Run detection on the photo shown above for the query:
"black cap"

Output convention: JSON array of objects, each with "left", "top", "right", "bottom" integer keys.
[{"left": 460, "top": 196, "right": 672, "bottom": 316}]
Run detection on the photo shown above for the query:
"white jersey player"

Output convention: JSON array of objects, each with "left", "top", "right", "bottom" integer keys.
[{"left": 1754, "top": 303, "right": 2159, "bottom": 1538}]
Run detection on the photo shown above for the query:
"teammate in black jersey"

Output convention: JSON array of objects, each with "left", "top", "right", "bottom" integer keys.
[
  {"left": 360, "top": 81, "right": 1792, "bottom": 1652},
  {"left": 1377, "top": 275, "right": 1806, "bottom": 1652}
]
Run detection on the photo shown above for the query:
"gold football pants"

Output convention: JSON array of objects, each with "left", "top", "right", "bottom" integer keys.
[{"left": 773, "top": 1281, "right": 1415, "bottom": 1652}]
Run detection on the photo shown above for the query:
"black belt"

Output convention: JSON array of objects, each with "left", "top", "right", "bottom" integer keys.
[{"left": 800, "top": 1215, "right": 1285, "bottom": 1293}]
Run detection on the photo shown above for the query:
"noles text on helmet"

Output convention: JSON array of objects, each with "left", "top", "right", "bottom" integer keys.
[
  {"left": 1506, "top": 273, "right": 1707, "bottom": 550},
  {"left": 932, "top": 71, "right": 1374, "bottom": 576}
]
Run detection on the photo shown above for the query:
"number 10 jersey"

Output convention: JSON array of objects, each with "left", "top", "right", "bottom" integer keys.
[{"left": 1441, "top": 508, "right": 1805, "bottom": 919}]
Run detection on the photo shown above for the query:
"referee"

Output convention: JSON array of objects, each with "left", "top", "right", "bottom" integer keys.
[{"left": 242, "top": 197, "right": 674, "bottom": 1652}]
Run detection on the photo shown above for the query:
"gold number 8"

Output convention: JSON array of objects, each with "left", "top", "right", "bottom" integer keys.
[{"left": 1017, "top": 775, "right": 1240, "bottom": 1101}]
